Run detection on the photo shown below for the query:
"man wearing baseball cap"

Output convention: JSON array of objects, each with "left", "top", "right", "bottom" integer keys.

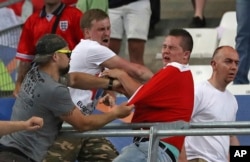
[{"left": 0, "top": 34, "right": 133, "bottom": 162}]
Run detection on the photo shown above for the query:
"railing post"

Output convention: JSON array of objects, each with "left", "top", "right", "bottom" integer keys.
[{"left": 148, "top": 125, "right": 160, "bottom": 162}]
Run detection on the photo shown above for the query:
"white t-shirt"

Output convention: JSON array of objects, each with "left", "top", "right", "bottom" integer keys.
[
  {"left": 185, "top": 81, "right": 238, "bottom": 162},
  {"left": 69, "top": 39, "right": 115, "bottom": 114}
]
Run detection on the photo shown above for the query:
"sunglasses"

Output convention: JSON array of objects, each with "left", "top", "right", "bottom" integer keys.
[{"left": 55, "top": 49, "right": 72, "bottom": 58}]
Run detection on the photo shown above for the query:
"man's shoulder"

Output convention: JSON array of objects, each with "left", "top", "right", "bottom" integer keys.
[{"left": 64, "top": 5, "right": 82, "bottom": 15}]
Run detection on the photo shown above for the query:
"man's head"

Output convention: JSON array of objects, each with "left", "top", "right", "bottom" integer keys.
[
  {"left": 80, "top": 9, "right": 111, "bottom": 47},
  {"left": 161, "top": 29, "right": 193, "bottom": 66},
  {"left": 210, "top": 46, "right": 239, "bottom": 85},
  {"left": 34, "top": 34, "right": 71, "bottom": 75}
]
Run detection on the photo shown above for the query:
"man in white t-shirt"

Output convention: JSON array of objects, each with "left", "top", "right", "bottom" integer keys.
[
  {"left": 69, "top": 8, "right": 153, "bottom": 115},
  {"left": 179, "top": 46, "right": 240, "bottom": 162},
  {"left": 67, "top": 9, "right": 153, "bottom": 161}
]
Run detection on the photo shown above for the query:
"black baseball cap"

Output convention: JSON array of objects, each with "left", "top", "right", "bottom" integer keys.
[{"left": 34, "top": 34, "right": 67, "bottom": 62}]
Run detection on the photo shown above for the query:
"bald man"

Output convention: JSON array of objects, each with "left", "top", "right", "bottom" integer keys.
[{"left": 179, "top": 46, "right": 240, "bottom": 162}]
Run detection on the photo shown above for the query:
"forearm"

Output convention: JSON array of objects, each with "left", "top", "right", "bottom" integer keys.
[
  {"left": 230, "top": 135, "right": 240, "bottom": 146},
  {"left": 65, "top": 72, "right": 110, "bottom": 89},
  {"left": 78, "top": 112, "right": 117, "bottom": 132},
  {"left": 128, "top": 63, "right": 153, "bottom": 83},
  {"left": 16, "top": 60, "right": 31, "bottom": 84},
  {"left": 0, "top": 121, "right": 26, "bottom": 136},
  {"left": 117, "top": 72, "right": 141, "bottom": 97}
]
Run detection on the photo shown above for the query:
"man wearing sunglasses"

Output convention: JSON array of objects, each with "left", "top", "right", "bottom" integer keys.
[{"left": 0, "top": 34, "right": 134, "bottom": 162}]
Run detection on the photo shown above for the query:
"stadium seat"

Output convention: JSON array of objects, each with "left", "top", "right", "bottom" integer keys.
[
  {"left": 227, "top": 85, "right": 250, "bottom": 95},
  {"left": 218, "top": 29, "right": 236, "bottom": 48},
  {"left": 219, "top": 11, "right": 237, "bottom": 31},
  {"left": 217, "top": 11, "right": 237, "bottom": 39},
  {"left": 189, "top": 65, "right": 212, "bottom": 84},
  {"left": 184, "top": 28, "right": 218, "bottom": 58}
]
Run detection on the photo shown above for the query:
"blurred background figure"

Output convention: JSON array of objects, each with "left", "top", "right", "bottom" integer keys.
[
  {"left": 189, "top": 0, "right": 207, "bottom": 28},
  {"left": 233, "top": 0, "right": 250, "bottom": 84},
  {"left": 76, "top": 0, "right": 108, "bottom": 13},
  {"left": 108, "top": 0, "right": 151, "bottom": 65}
]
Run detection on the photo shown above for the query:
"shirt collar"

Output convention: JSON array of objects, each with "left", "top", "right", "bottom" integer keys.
[{"left": 40, "top": 3, "right": 66, "bottom": 18}]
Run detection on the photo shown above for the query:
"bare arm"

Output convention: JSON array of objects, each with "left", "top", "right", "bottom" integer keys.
[
  {"left": 178, "top": 145, "right": 188, "bottom": 162},
  {"left": 60, "top": 102, "right": 134, "bottom": 132},
  {"left": 102, "top": 55, "right": 153, "bottom": 83},
  {"left": 59, "top": 72, "right": 120, "bottom": 90},
  {"left": 102, "top": 69, "right": 142, "bottom": 97},
  {"left": 14, "top": 60, "right": 31, "bottom": 97},
  {"left": 230, "top": 135, "right": 240, "bottom": 146},
  {"left": 0, "top": 116, "right": 43, "bottom": 135}
]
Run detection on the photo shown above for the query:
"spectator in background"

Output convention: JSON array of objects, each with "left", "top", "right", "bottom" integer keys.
[
  {"left": 233, "top": 0, "right": 250, "bottom": 84},
  {"left": 108, "top": 0, "right": 151, "bottom": 65},
  {"left": 148, "top": 0, "right": 160, "bottom": 39},
  {"left": 76, "top": 0, "right": 108, "bottom": 13},
  {"left": 13, "top": 0, "right": 83, "bottom": 97},
  {"left": 189, "top": 0, "right": 206, "bottom": 28},
  {"left": 0, "top": 116, "right": 43, "bottom": 136},
  {"left": 179, "top": 46, "right": 240, "bottom": 162}
]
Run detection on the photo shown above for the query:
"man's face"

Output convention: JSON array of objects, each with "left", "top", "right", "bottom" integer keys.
[
  {"left": 85, "top": 18, "right": 111, "bottom": 47},
  {"left": 55, "top": 47, "right": 71, "bottom": 75},
  {"left": 212, "top": 47, "right": 239, "bottom": 84},
  {"left": 161, "top": 36, "right": 189, "bottom": 66}
]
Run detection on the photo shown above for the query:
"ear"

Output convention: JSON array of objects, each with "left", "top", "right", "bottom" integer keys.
[
  {"left": 210, "top": 60, "right": 216, "bottom": 69},
  {"left": 52, "top": 53, "right": 58, "bottom": 62},
  {"left": 184, "top": 51, "right": 191, "bottom": 59},
  {"left": 84, "top": 28, "right": 90, "bottom": 38}
]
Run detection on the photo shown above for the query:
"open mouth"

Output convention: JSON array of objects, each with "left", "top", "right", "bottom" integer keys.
[{"left": 103, "top": 39, "right": 109, "bottom": 43}]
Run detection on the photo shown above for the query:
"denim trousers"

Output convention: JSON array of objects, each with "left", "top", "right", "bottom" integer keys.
[
  {"left": 113, "top": 141, "right": 174, "bottom": 162},
  {"left": 234, "top": 0, "right": 250, "bottom": 84}
]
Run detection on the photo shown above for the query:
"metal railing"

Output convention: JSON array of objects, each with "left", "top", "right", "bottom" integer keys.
[{"left": 61, "top": 121, "right": 250, "bottom": 162}]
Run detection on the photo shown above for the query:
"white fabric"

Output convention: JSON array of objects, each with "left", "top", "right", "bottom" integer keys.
[
  {"left": 108, "top": 0, "right": 151, "bottom": 40},
  {"left": 185, "top": 81, "right": 238, "bottom": 162},
  {"left": 69, "top": 39, "right": 115, "bottom": 113}
]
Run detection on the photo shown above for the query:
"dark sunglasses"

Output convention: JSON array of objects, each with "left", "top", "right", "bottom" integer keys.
[{"left": 55, "top": 49, "right": 72, "bottom": 58}]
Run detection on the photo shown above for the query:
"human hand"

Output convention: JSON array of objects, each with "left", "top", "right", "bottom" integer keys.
[
  {"left": 112, "top": 102, "right": 134, "bottom": 118},
  {"left": 99, "top": 92, "right": 116, "bottom": 107},
  {"left": 101, "top": 69, "right": 126, "bottom": 79},
  {"left": 24, "top": 116, "right": 44, "bottom": 131}
]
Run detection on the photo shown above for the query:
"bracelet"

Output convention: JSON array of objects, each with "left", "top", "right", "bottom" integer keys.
[{"left": 106, "top": 78, "right": 114, "bottom": 90}]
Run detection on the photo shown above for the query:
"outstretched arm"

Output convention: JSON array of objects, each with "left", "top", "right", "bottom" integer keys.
[
  {"left": 60, "top": 72, "right": 120, "bottom": 90},
  {"left": 61, "top": 101, "right": 134, "bottom": 132},
  {"left": 102, "top": 69, "right": 142, "bottom": 97},
  {"left": 0, "top": 116, "right": 44, "bottom": 135}
]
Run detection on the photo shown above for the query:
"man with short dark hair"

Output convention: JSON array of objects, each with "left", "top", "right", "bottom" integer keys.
[{"left": 103, "top": 29, "right": 195, "bottom": 162}]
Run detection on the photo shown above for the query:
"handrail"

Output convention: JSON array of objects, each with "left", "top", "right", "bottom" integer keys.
[{"left": 60, "top": 121, "right": 250, "bottom": 162}]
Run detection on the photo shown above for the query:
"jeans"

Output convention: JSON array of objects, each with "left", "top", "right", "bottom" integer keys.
[
  {"left": 113, "top": 141, "right": 173, "bottom": 162},
  {"left": 234, "top": 0, "right": 250, "bottom": 84}
]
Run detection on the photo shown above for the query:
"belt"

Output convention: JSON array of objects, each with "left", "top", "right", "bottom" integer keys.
[
  {"left": 133, "top": 137, "right": 176, "bottom": 162},
  {"left": 0, "top": 144, "right": 35, "bottom": 162}
]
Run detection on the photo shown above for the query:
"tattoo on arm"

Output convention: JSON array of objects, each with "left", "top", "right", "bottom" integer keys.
[
  {"left": 59, "top": 74, "right": 70, "bottom": 86},
  {"left": 62, "top": 107, "right": 75, "bottom": 117}
]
